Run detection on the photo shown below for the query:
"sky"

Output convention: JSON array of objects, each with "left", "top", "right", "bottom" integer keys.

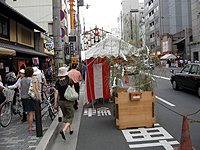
[{"left": 79, "top": 0, "right": 144, "bottom": 33}]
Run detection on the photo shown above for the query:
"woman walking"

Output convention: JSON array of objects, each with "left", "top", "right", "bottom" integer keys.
[
  {"left": 54, "top": 67, "right": 79, "bottom": 140},
  {"left": 20, "top": 67, "right": 39, "bottom": 131}
]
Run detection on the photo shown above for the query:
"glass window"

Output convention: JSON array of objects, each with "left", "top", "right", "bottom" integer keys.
[
  {"left": 181, "top": 65, "right": 191, "bottom": 74},
  {"left": 0, "top": 15, "right": 9, "bottom": 39},
  {"left": 189, "top": 65, "right": 198, "bottom": 74},
  {"left": 197, "top": 66, "right": 200, "bottom": 75}
]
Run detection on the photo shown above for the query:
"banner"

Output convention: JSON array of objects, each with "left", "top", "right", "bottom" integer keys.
[{"left": 18, "top": 60, "right": 26, "bottom": 71}]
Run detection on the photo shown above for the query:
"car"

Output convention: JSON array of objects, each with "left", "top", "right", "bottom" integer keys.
[
  {"left": 124, "top": 65, "right": 139, "bottom": 75},
  {"left": 170, "top": 63, "right": 200, "bottom": 97}
]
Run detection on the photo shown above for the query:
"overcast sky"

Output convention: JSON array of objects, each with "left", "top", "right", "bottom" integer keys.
[{"left": 79, "top": 0, "right": 144, "bottom": 33}]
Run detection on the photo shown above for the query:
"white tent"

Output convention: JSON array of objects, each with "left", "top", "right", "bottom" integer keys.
[
  {"left": 82, "top": 34, "right": 138, "bottom": 106},
  {"left": 81, "top": 34, "right": 138, "bottom": 61},
  {"left": 160, "top": 54, "right": 177, "bottom": 59}
]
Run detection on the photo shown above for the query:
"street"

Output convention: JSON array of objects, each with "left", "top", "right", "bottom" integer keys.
[{"left": 75, "top": 67, "right": 200, "bottom": 150}]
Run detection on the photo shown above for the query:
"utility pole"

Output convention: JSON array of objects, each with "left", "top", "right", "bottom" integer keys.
[
  {"left": 52, "top": 0, "right": 63, "bottom": 79},
  {"left": 77, "top": 0, "right": 82, "bottom": 72}
]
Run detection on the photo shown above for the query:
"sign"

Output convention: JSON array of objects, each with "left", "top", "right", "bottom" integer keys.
[
  {"left": 45, "top": 41, "right": 54, "bottom": 51},
  {"left": 32, "top": 57, "right": 39, "bottom": 66},
  {"left": 95, "top": 29, "right": 98, "bottom": 36},
  {"left": 60, "top": 10, "right": 64, "bottom": 21},
  {"left": 45, "top": 58, "right": 51, "bottom": 62},
  {"left": 163, "top": 41, "right": 168, "bottom": 52},
  {"left": 61, "top": 27, "right": 65, "bottom": 38},
  {"left": 70, "top": 43, "right": 74, "bottom": 56}
]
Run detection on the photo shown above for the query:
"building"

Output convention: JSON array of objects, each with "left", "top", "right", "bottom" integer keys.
[
  {"left": 6, "top": 0, "right": 70, "bottom": 64},
  {"left": 0, "top": 1, "right": 52, "bottom": 80},
  {"left": 190, "top": 0, "right": 200, "bottom": 62},
  {"left": 144, "top": 0, "right": 192, "bottom": 59},
  {"left": 121, "top": 0, "right": 145, "bottom": 46}
]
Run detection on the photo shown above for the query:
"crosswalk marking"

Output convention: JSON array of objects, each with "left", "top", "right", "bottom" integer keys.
[
  {"left": 83, "top": 107, "right": 111, "bottom": 117},
  {"left": 122, "top": 125, "right": 179, "bottom": 149}
]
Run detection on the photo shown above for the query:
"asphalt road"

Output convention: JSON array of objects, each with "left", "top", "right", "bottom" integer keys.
[
  {"left": 52, "top": 67, "right": 200, "bottom": 150},
  {"left": 154, "top": 70, "right": 200, "bottom": 149}
]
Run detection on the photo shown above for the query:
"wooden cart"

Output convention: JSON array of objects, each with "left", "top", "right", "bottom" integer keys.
[{"left": 115, "top": 88, "right": 156, "bottom": 129}]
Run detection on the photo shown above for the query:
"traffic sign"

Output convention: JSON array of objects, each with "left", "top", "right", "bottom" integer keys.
[
  {"left": 61, "top": 27, "right": 65, "bottom": 38},
  {"left": 60, "top": 10, "right": 64, "bottom": 21}
]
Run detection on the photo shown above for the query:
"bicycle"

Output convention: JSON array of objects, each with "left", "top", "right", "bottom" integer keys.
[
  {"left": 41, "top": 84, "right": 57, "bottom": 121},
  {"left": 0, "top": 89, "right": 15, "bottom": 127},
  {"left": 12, "top": 92, "right": 23, "bottom": 117}
]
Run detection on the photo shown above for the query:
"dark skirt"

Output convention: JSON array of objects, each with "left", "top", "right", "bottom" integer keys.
[
  {"left": 22, "top": 98, "right": 35, "bottom": 112},
  {"left": 59, "top": 100, "right": 74, "bottom": 124}
]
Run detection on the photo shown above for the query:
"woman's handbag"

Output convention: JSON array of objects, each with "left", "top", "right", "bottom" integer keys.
[
  {"left": 28, "top": 78, "right": 36, "bottom": 99},
  {"left": 64, "top": 85, "right": 78, "bottom": 101}
]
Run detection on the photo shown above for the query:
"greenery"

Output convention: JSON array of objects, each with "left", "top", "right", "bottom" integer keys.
[{"left": 189, "top": 40, "right": 200, "bottom": 45}]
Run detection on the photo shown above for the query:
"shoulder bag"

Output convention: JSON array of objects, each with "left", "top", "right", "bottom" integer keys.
[
  {"left": 28, "top": 78, "right": 36, "bottom": 99},
  {"left": 64, "top": 85, "right": 78, "bottom": 101}
]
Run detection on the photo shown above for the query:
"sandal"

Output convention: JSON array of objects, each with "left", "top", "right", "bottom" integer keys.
[{"left": 29, "top": 128, "right": 36, "bottom": 132}]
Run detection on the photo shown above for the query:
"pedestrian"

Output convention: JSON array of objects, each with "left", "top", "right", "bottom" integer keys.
[
  {"left": 67, "top": 63, "right": 82, "bottom": 110},
  {"left": 8, "top": 69, "right": 27, "bottom": 122},
  {"left": 20, "top": 67, "right": 39, "bottom": 132},
  {"left": 4, "top": 66, "right": 17, "bottom": 85},
  {"left": 46, "top": 64, "right": 53, "bottom": 84},
  {"left": 32, "top": 66, "right": 47, "bottom": 100},
  {"left": 188, "top": 59, "right": 191, "bottom": 64},
  {"left": 82, "top": 62, "right": 86, "bottom": 81},
  {"left": 54, "top": 67, "right": 78, "bottom": 140},
  {"left": 180, "top": 58, "right": 184, "bottom": 67}
]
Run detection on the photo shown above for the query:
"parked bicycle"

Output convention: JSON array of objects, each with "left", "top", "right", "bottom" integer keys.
[
  {"left": 0, "top": 89, "right": 23, "bottom": 127},
  {"left": 41, "top": 84, "right": 57, "bottom": 121},
  {"left": 0, "top": 89, "right": 14, "bottom": 127}
]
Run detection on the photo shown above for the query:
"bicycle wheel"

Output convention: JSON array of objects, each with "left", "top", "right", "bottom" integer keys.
[
  {"left": 48, "top": 106, "right": 56, "bottom": 121},
  {"left": 0, "top": 102, "right": 12, "bottom": 127}
]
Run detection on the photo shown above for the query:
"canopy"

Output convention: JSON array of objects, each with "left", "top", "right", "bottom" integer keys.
[
  {"left": 82, "top": 34, "right": 138, "bottom": 60},
  {"left": 160, "top": 54, "right": 177, "bottom": 59},
  {"left": 0, "top": 47, "right": 16, "bottom": 56}
]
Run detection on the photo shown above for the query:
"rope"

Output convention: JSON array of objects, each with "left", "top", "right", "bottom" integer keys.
[{"left": 155, "top": 101, "right": 200, "bottom": 123}]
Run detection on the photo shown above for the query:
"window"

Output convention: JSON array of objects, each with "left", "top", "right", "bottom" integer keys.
[
  {"left": 181, "top": 65, "right": 191, "bottom": 74},
  {"left": 197, "top": 66, "right": 200, "bottom": 75},
  {"left": 0, "top": 15, "right": 9, "bottom": 39},
  {"left": 189, "top": 65, "right": 198, "bottom": 74}
]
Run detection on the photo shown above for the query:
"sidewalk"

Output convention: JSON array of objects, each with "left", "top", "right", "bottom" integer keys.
[
  {"left": 0, "top": 107, "right": 52, "bottom": 150},
  {"left": 0, "top": 81, "right": 86, "bottom": 150}
]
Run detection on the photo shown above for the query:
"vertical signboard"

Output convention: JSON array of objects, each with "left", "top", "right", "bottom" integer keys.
[
  {"left": 163, "top": 41, "right": 168, "bottom": 52},
  {"left": 70, "top": 43, "right": 74, "bottom": 56}
]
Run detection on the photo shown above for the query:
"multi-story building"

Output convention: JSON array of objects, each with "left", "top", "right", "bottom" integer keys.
[
  {"left": 144, "top": 0, "right": 192, "bottom": 59},
  {"left": 121, "top": 0, "right": 144, "bottom": 45},
  {"left": 6, "top": 0, "right": 70, "bottom": 64},
  {"left": 190, "top": 0, "right": 200, "bottom": 62},
  {"left": 0, "top": 1, "right": 51, "bottom": 79}
]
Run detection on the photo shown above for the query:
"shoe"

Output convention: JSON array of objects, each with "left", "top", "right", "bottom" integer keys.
[
  {"left": 21, "top": 118, "right": 27, "bottom": 122},
  {"left": 29, "top": 128, "right": 36, "bottom": 132},
  {"left": 70, "top": 131, "right": 73, "bottom": 135},
  {"left": 60, "top": 130, "right": 66, "bottom": 140},
  {"left": 74, "top": 107, "right": 78, "bottom": 110}
]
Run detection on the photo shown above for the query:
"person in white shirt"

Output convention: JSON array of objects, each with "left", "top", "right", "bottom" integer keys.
[
  {"left": 8, "top": 69, "right": 27, "bottom": 122},
  {"left": 8, "top": 69, "right": 25, "bottom": 100}
]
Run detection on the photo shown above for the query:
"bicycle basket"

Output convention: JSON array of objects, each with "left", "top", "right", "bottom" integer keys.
[{"left": 3, "top": 90, "right": 15, "bottom": 101}]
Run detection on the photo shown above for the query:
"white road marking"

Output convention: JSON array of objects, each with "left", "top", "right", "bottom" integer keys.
[
  {"left": 154, "top": 75, "right": 170, "bottom": 80},
  {"left": 83, "top": 107, "right": 111, "bottom": 117},
  {"left": 122, "top": 125, "right": 179, "bottom": 149},
  {"left": 156, "top": 96, "right": 176, "bottom": 107}
]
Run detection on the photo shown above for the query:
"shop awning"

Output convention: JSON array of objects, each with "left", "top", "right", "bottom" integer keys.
[
  {"left": 0, "top": 43, "right": 50, "bottom": 57},
  {"left": 173, "top": 38, "right": 185, "bottom": 45},
  {"left": 0, "top": 47, "right": 16, "bottom": 56}
]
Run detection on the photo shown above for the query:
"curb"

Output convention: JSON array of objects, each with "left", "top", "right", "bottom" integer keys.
[{"left": 36, "top": 113, "right": 63, "bottom": 150}]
